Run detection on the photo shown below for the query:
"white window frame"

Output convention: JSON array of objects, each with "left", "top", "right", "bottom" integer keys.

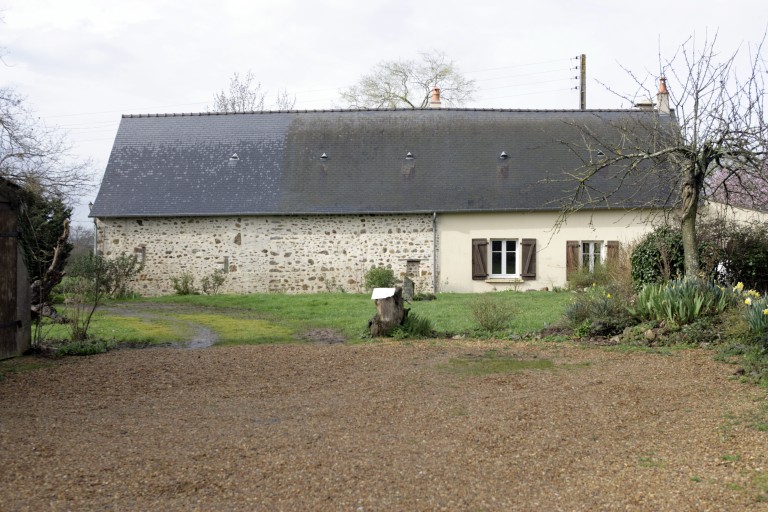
[
  {"left": 489, "top": 239, "right": 520, "bottom": 277},
  {"left": 581, "top": 241, "right": 605, "bottom": 272}
]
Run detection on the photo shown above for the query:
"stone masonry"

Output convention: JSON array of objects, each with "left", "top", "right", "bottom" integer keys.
[{"left": 96, "top": 214, "right": 435, "bottom": 296}]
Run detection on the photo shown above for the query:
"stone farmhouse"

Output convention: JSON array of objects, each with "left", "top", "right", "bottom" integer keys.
[{"left": 90, "top": 95, "right": 679, "bottom": 296}]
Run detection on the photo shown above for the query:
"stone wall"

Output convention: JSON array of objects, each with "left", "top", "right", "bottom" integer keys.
[{"left": 96, "top": 214, "right": 435, "bottom": 296}]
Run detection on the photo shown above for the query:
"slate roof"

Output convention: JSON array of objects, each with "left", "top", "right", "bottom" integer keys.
[{"left": 90, "top": 109, "right": 678, "bottom": 218}]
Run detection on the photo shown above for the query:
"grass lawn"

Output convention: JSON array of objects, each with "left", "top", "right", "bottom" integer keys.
[
  {"left": 36, "top": 308, "right": 188, "bottom": 345},
  {"left": 39, "top": 290, "right": 572, "bottom": 346}
]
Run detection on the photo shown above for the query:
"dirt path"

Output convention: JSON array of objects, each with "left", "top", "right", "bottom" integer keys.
[{"left": 2, "top": 340, "right": 768, "bottom": 511}]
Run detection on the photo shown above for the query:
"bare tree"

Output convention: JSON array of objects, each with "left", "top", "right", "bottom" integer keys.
[
  {"left": 275, "top": 88, "right": 296, "bottom": 111},
  {"left": 2, "top": 28, "right": 94, "bottom": 327},
  {"left": 1, "top": 87, "right": 93, "bottom": 201},
  {"left": 340, "top": 50, "right": 476, "bottom": 109},
  {"left": 561, "top": 33, "right": 767, "bottom": 277},
  {"left": 209, "top": 71, "right": 295, "bottom": 112},
  {"left": 68, "top": 223, "right": 95, "bottom": 260}
]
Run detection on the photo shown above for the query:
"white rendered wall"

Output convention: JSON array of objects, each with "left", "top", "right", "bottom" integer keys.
[{"left": 436, "top": 210, "right": 661, "bottom": 293}]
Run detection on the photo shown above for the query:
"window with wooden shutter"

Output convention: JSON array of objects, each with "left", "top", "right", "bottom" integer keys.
[
  {"left": 566, "top": 240, "right": 579, "bottom": 278},
  {"left": 521, "top": 239, "right": 536, "bottom": 280},
  {"left": 472, "top": 239, "right": 488, "bottom": 280},
  {"left": 606, "top": 241, "right": 620, "bottom": 263}
]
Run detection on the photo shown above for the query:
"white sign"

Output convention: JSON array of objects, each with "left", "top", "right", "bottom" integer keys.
[{"left": 371, "top": 288, "right": 396, "bottom": 300}]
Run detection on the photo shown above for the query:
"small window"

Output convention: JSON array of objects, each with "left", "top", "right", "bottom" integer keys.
[
  {"left": 567, "top": 240, "right": 619, "bottom": 279},
  {"left": 581, "top": 241, "right": 603, "bottom": 272},
  {"left": 490, "top": 239, "right": 518, "bottom": 276}
]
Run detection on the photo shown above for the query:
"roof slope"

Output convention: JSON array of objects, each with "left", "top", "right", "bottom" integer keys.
[{"left": 91, "top": 109, "right": 678, "bottom": 218}]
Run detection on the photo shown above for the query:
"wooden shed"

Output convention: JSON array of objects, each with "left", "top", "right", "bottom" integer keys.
[{"left": 0, "top": 182, "right": 31, "bottom": 359}]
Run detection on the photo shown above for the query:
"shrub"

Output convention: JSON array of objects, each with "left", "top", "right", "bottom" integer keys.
[
  {"left": 720, "top": 223, "right": 768, "bottom": 292},
  {"left": 364, "top": 266, "right": 396, "bottom": 290},
  {"left": 171, "top": 272, "right": 198, "bottom": 295},
  {"left": 391, "top": 313, "right": 435, "bottom": 339},
  {"left": 57, "top": 339, "right": 115, "bottom": 356},
  {"left": 631, "top": 226, "right": 685, "bottom": 287},
  {"left": 201, "top": 270, "right": 227, "bottom": 295},
  {"left": 564, "top": 284, "right": 633, "bottom": 337},
  {"left": 568, "top": 242, "right": 635, "bottom": 296},
  {"left": 470, "top": 294, "right": 515, "bottom": 333},
  {"left": 630, "top": 220, "right": 768, "bottom": 292},
  {"left": 60, "top": 255, "right": 112, "bottom": 341},
  {"left": 105, "top": 254, "right": 144, "bottom": 298},
  {"left": 60, "top": 253, "right": 144, "bottom": 301},
  {"left": 567, "top": 264, "right": 613, "bottom": 290}
]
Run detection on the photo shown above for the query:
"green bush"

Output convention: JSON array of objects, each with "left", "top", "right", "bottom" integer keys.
[
  {"left": 721, "top": 223, "right": 768, "bottom": 292},
  {"left": 57, "top": 339, "right": 115, "bottom": 356},
  {"left": 201, "top": 270, "right": 227, "bottom": 295},
  {"left": 364, "top": 266, "right": 396, "bottom": 290},
  {"left": 564, "top": 285, "right": 633, "bottom": 337},
  {"left": 171, "top": 272, "right": 198, "bottom": 295},
  {"left": 391, "top": 313, "right": 435, "bottom": 339},
  {"left": 628, "top": 278, "right": 734, "bottom": 327},
  {"left": 105, "top": 254, "right": 144, "bottom": 298},
  {"left": 469, "top": 294, "right": 515, "bottom": 333},
  {"left": 631, "top": 226, "right": 685, "bottom": 288},
  {"left": 60, "top": 255, "right": 112, "bottom": 341}
]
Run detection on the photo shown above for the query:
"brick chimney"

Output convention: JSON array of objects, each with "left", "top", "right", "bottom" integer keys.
[
  {"left": 657, "top": 76, "right": 671, "bottom": 114},
  {"left": 429, "top": 87, "right": 442, "bottom": 108}
]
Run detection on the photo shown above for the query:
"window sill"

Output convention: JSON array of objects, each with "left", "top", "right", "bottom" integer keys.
[{"left": 485, "top": 277, "right": 524, "bottom": 284}]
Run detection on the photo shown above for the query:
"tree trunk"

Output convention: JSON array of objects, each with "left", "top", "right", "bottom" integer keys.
[
  {"left": 368, "top": 287, "right": 407, "bottom": 337},
  {"left": 30, "top": 220, "right": 70, "bottom": 321},
  {"left": 679, "top": 168, "right": 701, "bottom": 277}
]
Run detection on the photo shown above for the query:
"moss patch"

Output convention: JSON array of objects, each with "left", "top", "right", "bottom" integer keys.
[{"left": 172, "top": 314, "right": 295, "bottom": 345}]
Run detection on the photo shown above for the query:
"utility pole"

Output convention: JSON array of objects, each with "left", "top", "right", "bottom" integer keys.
[{"left": 579, "top": 54, "right": 586, "bottom": 110}]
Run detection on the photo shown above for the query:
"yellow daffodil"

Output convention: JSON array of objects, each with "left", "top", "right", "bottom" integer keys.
[
  {"left": 607, "top": 293, "right": 612, "bottom": 299},
  {"left": 733, "top": 282, "right": 744, "bottom": 292},
  {"left": 763, "top": 309, "right": 768, "bottom": 315},
  {"left": 745, "top": 298, "right": 752, "bottom": 305},
  {"left": 748, "top": 290, "right": 761, "bottom": 298}
]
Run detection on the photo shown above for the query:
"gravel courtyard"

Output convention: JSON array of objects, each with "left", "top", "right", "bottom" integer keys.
[{"left": 2, "top": 341, "right": 767, "bottom": 511}]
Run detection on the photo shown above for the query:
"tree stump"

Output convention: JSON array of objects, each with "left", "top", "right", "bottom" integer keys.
[{"left": 368, "top": 287, "right": 408, "bottom": 337}]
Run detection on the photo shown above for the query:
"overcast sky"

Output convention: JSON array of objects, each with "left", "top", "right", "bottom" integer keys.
[{"left": 2, "top": 0, "right": 766, "bottom": 226}]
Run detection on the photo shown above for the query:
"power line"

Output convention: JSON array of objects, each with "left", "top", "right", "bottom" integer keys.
[
  {"left": 471, "top": 68, "right": 573, "bottom": 84},
  {"left": 467, "top": 57, "right": 573, "bottom": 74},
  {"left": 37, "top": 55, "right": 581, "bottom": 127},
  {"left": 481, "top": 77, "right": 576, "bottom": 92},
  {"left": 480, "top": 87, "right": 577, "bottom": 101}
]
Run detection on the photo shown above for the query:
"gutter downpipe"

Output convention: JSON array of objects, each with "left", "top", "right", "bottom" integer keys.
[
  {"left": 432, "top": 212, "right": 437, "bottom": 293},
  {"left": 88, "top": 202, "right": 97, "bottom": 255}
]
